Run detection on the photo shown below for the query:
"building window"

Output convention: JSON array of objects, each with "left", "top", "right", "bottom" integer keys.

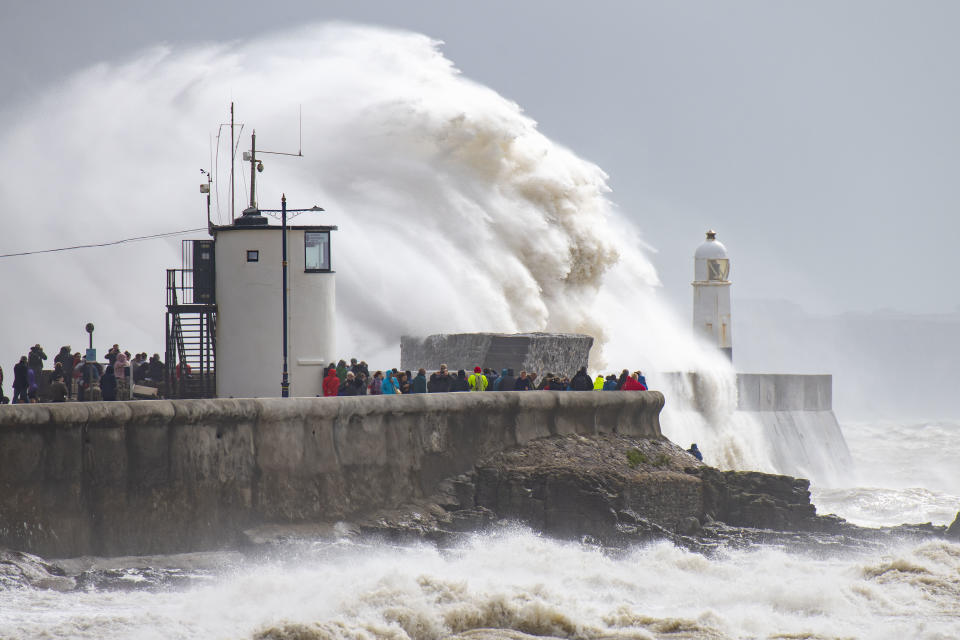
[
  {"left": 247, "top": 250, "right": 259, "bottom": 263},
  {"left": 707, "top": 258, "right": 729, "bottom": 281},
  {"left": 304, "top": 231, "right": 330, "bottom": 272}
]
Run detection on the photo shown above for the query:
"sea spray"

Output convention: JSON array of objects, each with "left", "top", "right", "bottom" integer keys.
[
  {"left": 0, "top": 23, "right": 706, "bottom": 372},
  {"left": 0, "top": 22, "right": 841, "bottom": 480},
  {"left": 2, "top": 531, "right": 958, "bottom": 639},
  {"left": 652, "top": 369, "right": 778, "bottom": 473}
]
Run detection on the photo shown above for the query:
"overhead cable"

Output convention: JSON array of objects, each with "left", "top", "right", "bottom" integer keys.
[{"left": 0, "top": 228, "right": 208, "bottom": 259}]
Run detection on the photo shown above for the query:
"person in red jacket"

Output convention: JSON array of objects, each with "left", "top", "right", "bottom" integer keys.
[
  {"left": 621, "top": 372, "right": 648, "bottom": 391},
  {"left": 322, "top": 367, "right": 341, "bottom": 397}
]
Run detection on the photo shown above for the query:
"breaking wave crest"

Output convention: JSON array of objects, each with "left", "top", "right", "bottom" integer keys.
[
  {"left": 0, "top": 22, "right": 724, "bottom": 375},
  {"left": 0, "top": 22, "right": 846, "bottom": 479}
]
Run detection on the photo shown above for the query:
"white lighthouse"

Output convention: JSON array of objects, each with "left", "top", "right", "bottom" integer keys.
[{"left": 692, "top": 230, "right": 732, "bottom": 360}]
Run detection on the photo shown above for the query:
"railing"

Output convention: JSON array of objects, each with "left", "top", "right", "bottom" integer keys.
[{"left": 166, "top": 269, "right": 195, "bottom": 306}]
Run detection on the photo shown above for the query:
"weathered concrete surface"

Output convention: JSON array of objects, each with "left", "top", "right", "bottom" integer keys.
[
  {"left": 401, "top": 333, "right": 594, "bottom": 378},
  {"left": 0, "top": 391, "right": 662, "bottom": 557},
  {"left": 736, "top": 374, "right": 832, "bottom": 411}
]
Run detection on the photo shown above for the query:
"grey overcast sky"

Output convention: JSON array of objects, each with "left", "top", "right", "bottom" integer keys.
[{"left": 3, "top": 0, "right": 959, "bottom": 317}]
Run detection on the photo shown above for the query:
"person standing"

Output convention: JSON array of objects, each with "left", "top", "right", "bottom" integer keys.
[
  {"left": 570, "top": 367, "right": 593, "bottom": 391},
  {"left": 27, "top": 367, "right": 39, "bottom": 402},
  {"left": 468, "top": 367, "right": 487, "bottom": 391},
  {"left": 100, "top": 366, "right": 117, "bottom": 401},
  {"left": 114, "top": 351, "right": 130, "bottom": 398},
  {"left": 49, "top": 377, "right": 68, "bottom": 402},
  {"left": 428, "top": 365, "right": 452, "bottom": 393},
  {"left": 337, "top": 371, "right": 360, "bottom": 396},
  {"left": 382, "top": 370, "right": 400, "bottom": 395},
  {"left": 451, "top": 369, "right": 470, "bottom": 392},
  {"left": 54, "top": 346, "right": 72, "bottom": 380},
  {"left": 411, "top": 368, "right": 428, "bottom": 393},
  {"left": 514, "top": 371, "right": 532, "bottom": 391},
  {"left": 12, "top": 356, "right": 29, "bottom": 404},
  {"left": 368, "top": 371, "right": 383, "bottom": 395},
  {"left": 71, "top": 353, "right": 83, "bottom": 399},
  {"left": 28, "top": 344, "right": 47, "bottom": 383},
  {"left": 622, "top": 372, "right": 647, "bottom": 391},
  {"left": 322, "top": 367, "right": 341, "bottom": 397},
  {"left": 498, "top": 368, "right": 516, "bottom": 391}
]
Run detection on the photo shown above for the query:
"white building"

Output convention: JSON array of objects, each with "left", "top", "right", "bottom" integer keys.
[
  {"left": 692, "top": 230, "right": 732, "bottom": 360},
  {"left": 211, "top": 208, "right": 336, "bottom": 398},
  {"left": 158, "top": 203, "right": 338, "bottom": 399}
]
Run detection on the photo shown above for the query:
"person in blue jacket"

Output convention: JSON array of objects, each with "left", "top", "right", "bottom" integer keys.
[
  {"left": 382, "top": 370, "right": 400, "bottom": 395},
  {"left": 687, "top": 443, "right": 703, "bottom": 461}
]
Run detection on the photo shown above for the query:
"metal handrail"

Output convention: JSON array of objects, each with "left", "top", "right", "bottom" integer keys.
[{"left": 166, "top": 269, "right": 195, "bottom": 306}]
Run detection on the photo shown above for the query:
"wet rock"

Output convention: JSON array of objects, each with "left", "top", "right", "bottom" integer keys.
[
  {"left": 947, "top": 512, "right": 960, "bottom": 540},
  {"left": 677, "top": 516, "right": 701, "bottom": 536},
  {"left": 0, "top": 548, "right": 75, "bottom": 591},
  {"left": 293, "top": 434, "right": 956, "bottom": 554}
]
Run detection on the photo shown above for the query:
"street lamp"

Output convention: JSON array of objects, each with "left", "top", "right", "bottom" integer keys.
[{"left": 258, "top": 196, "right": 324, "bottom": 397}]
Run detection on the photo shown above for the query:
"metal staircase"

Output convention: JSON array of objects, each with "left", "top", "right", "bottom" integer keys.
[{"left": 164, "top": 240, "right": 217, "bottom": 398}]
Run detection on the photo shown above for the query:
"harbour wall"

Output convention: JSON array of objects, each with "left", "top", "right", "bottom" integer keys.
[
  {"left": 664, "top": 373, "right": 852, "bottom": 483},
  {"left": 0, "top": 391, "right": 663, "bottom": 558},
  {"left": 736, "top": 374, "right": 851, "bottom": 481}
]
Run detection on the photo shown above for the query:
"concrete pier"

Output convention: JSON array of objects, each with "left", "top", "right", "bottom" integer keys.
[{"left": 0, "top": 391, "right": 663, "bottom": 557}]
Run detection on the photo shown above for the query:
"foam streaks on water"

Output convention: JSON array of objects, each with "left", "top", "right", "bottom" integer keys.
[{"left": 2, "top": 531, "right": 959, "bottom": 640}]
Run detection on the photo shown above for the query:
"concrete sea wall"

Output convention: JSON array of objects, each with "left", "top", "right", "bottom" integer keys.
[
  {"left": 736, "top": 374, "right": 851, "bottom": 482},
  {"left": 401, "top": 333, "right": 594, "bottom": 378},
  {"left": 662, "top": 372, "right": 852, "bottom": 483},
  {"left": 0, "top": 391, "right": 663, "bottom": 558}
]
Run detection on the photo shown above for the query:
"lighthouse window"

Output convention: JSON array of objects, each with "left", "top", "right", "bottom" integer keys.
[
  {"left": 707, "top": 258, "right": 729, "bottom": 281},
  {"left": 246, "top": 250, "right": 259, "bottom": 262},
  {"left": 304, "top": 231, "right": 330, "bottom": 272}
]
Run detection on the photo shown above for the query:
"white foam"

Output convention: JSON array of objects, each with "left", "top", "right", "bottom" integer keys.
[{"left": 2, "top": 532, "right": 958, "bottom": 640}]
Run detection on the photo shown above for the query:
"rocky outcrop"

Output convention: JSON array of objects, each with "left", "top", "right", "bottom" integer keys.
[
  {"left": 948, "top": 512, "right": 960, "bottom": 540},
  {"left": 356, "top": 434, "right": 950, "bottom": 551},
  {"left": 0, "top": 549, "right": 75, "bottom": 591}
]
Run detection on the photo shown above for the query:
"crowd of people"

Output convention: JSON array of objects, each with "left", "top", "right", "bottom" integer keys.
[
  {"left": 319, "top": 359, "right": 651, "bottom": 397},
  {"left": 0, "top": 349, "right": 652, "bottom": 404},
  {"left": 0, "top": 344, "right": 165, "bottom": 404}
]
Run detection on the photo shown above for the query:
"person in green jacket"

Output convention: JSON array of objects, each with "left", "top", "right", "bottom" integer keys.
[{"left": 469, "top": 366, "right": 487, "bottom": 391}]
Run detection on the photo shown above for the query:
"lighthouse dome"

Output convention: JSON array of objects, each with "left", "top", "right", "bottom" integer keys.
[
  {"left": 694, "top": 230, "right": 728, "bottom": 260},
  {"left": 694, "top": 230, "right": 730, "bottom": 282}
]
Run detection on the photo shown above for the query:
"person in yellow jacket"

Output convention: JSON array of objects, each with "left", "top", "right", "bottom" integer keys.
[
  {"left": 593, "top": 375, "right": 605, "bottom": 390},
  {"left": 469, "top": 366, "right": 488, "bottom": 391}
]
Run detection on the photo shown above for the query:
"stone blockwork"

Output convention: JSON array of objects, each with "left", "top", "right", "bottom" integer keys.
[
  {"left": 401, "top": 333, "right": 594, "bottom": 378},
  {"left": 0, "top": 391, "right": 662, "bottom": 557}
]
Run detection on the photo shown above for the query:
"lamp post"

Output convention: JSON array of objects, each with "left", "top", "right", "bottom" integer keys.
[{"left": 258, "top": 197, "right": 324, "bottom": 397}]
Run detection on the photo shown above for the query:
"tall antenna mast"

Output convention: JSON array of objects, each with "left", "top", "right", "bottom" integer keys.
[
  {"left": 248, "top": 130, "right": 257, "bottom": 210},
  {"left": 230, "top": 103, "right": 235, "bottom": 222},
  {"left": 241, "top": 110, "right": 305, "bottom": 215}
]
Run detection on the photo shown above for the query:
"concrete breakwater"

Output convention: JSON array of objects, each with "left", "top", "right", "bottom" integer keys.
[{"left": 0, "top": 391, "right": 663, "bottom": 558}]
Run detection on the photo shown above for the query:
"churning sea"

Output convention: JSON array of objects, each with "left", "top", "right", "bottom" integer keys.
[{"left": 1, "top": 418, "right": 957, "bottom": 640}]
